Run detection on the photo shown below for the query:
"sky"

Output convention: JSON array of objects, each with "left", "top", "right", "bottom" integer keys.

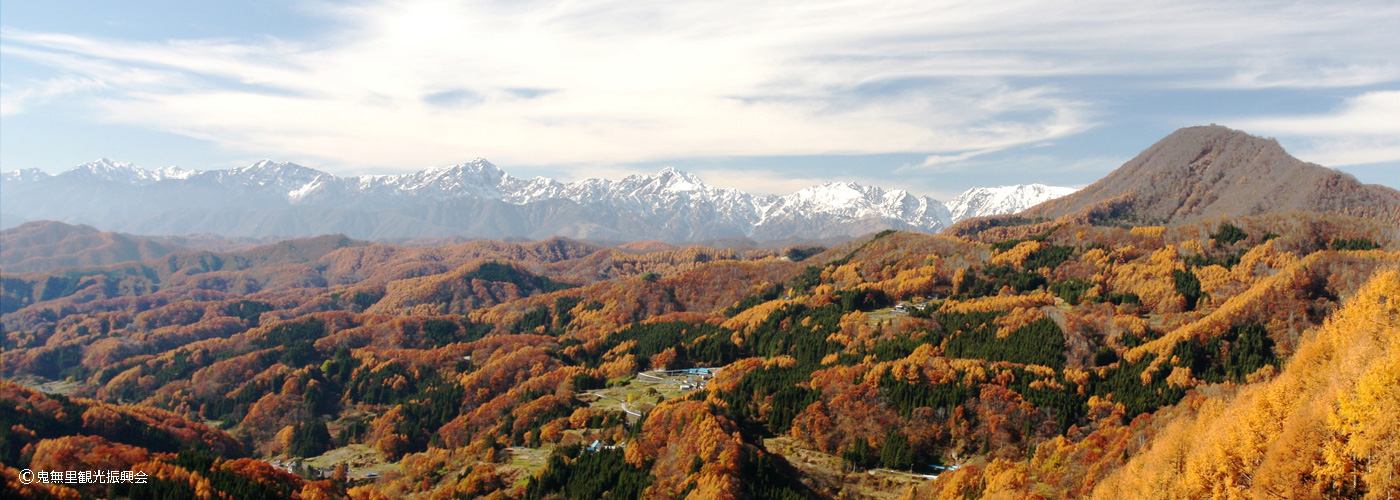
[{"left": 2, "top": 0, "right": 1398, "bottom": 200}]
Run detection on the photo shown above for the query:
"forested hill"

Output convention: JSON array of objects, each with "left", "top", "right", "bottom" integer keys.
[
  {"left": 3, "top": 205, "right": 1398, "bottom": 498},
  {"left": 0, "top": 221, "right": 191, "bottom": 273}
]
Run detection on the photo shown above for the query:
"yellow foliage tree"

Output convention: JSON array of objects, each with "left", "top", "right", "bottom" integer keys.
[{"left": 1093, "top": 266, "right": 1400, "bottom": 500}]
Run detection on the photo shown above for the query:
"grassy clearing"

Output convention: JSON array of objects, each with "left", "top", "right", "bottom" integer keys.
[
  {"left": 303, "top": 443, "right": 400, "bottom": 479},
  {"left": 505, "top": 446, "right": 552, "bottom": 473},
  {"left": 501, "top": 446, "right": 554, "bottom": 489},
  {"left": 764, "top": 436, "right": 933, "bottom": 499},
  {"left": 582, "top": 373, "right": 699, "bottom": 415},
  {"left": 866, "top": 307, "right": 907, "bottom": 327},
  {"left": 10, "top": 376, "right": 83, "bottom": 396}
]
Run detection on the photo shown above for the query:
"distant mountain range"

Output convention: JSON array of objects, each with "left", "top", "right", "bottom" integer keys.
[{"left": 0, "top": 158, "right": 1071, "bottom": 241}]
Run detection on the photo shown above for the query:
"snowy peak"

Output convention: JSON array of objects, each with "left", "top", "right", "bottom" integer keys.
[
  {"left": 2, "top": 168, "right": 52, "bottom": 183},
  {"left": 787, "top": 182, "right": 875, "bottom": 207},
  {"left": 48, "top": 159, "right": 197, "bottom": 185},
  {"left": 232, "top": 160, "right": 323, "bottom": 179},
  {"left": 765, "top": 181, "right": 951, "bottom": 231},
  {"left": 60, "top": 159, "right": 153, "bottom": 184},
  {"left": 614, "top": 167, "right": 717, "bottom": 198},
  {"left": 201, "top": 160, "right": 329, "bottom": 194},
  {"left": 652, "top": 167, "right": 705, "bottom": 192},
  {"left": 152, "top": 166, "right": 196, "bottom": 180},
  {"left": 381, "top": 158, "right": 514, "bottom": 199},
  {"left": 945, "top": 184, "right": 1077, "bottom": 221}
]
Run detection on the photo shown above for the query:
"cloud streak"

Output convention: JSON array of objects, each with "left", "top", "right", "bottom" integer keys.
[
  {"left": 1235, "top": 90, "right": 1400, "bottom": 167},
  {"left": 2, "top": 0, "right": 1398, "bottom": 173}
]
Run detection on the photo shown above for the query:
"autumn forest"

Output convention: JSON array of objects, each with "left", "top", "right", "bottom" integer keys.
[{"left": 3, "top": 128, "right": 1400, "bottom": 500}]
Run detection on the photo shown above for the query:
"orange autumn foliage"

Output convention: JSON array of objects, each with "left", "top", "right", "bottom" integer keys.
[{"left": 1093, "top": 267, "right": 1400, "bottom": 499}]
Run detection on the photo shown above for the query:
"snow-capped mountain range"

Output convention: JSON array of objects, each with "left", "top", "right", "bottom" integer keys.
[
  {"left": 945, "top": 184, "right": 1077, "bottom": 222},
  {"left": 1, "top": 159, "right": 1073, "bottom": 241}
]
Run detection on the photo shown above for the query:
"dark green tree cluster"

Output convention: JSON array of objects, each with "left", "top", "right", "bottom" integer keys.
[
  {"left": 1170, "top": 323, "right": 1276, "bottom": 383},
  {"left": 1022, "top": 245, "right": 1075, "bottom": 271},
  {"left": 1211, "top": 223, "right": 1248, "bottom": 245},
  {"left": 745, "top": 304, "right": 844, "bottom": 365},
  {"left": 525, "top": 446, "right": 653, "bottom": 500},
  {"left": 572, "top": 321, "right": 739, "bottom": 370},
  {"left": 512, "top": 305, "right": 553, "bottom": 334},
  {"left": 1049, "top": 278, "right": 1094, "bottom": 305},
  {"left": 287, "top": 420, "right": 332, "bottom": 458},
  {"left": 254, "top": 319, "right": 327, "bottom": 367},
  {"left": 1172, "top": 268, "right": 1205, "bottom": 310},
  {"left": 1086, "top": 355, "right": 1186, "bottom": 417},
  {"left": 857, "top": 334, "right": 939, "bottom": 363},
  {"left": 739, "top": 443, "right": 815, "bottom": 499},
  {"left": 1328, "top": 237, "right": 1380, "bottom": 251},
  {"left": 956, "top": 266, "right": 1047, "bottom": 299},
  {"left": 784, "top": 246, "right": 827, "bottom": 262},
  {"left": 838, "top": 288, "right": 891, "bottom": 312},
  {"left": 1223, "top": 324, "right": 1277, "bottom": 381},
  {"left": 466, "top": 261, "right": 575, "bottom": 293},
  {"left": 1005, "top": 369, "right": 1086, "bottom": 433},
  {"left": 418, "top": 318, "right": 491, "bottom": 348},
  {"left": 343, "top": 362, "right": 466, "bottom": 451},
  {"left": 878, "top": 372, "right": 971, "bottom": 417},
  {"left": 513, "top": 296, "right": 588, "bottom": 335},
  {"left": 1089, "top": 291, "right": 1141, "bottom": 306},
  {"left": 224, "top": 300, "right": 275, "bottom": 323},
  {"left": 720, "top": 364, "right": 818, "bottom": 435},
  {"left": 168, "top": 450, "right": 296, "bottom": 500},
  {"left": 1185, "top": 249, "right": 1246, "bottom": 269},
  {"left": 942, "top": 315, "right": 1066, "bottom": 369}
]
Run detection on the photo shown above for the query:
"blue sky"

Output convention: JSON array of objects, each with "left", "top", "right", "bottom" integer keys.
[{"left": 2, "top": 0, "right": 1397, "bottom": 200}]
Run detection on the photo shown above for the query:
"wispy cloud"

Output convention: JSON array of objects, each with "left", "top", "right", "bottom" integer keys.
[
  {"left": 0, "top": 76, "right": 99, "bottom": 116},
  {"left": 2, "top": 0, "right": 1397, "bottom": 173},
  {"left": 1235, "top": 90, "right": 1400, "bottom": 166}
]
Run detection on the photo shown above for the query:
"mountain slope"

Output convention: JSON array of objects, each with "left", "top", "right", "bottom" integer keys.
[
  {"left": 1021, "top": 125, "right": 1400, "bottom": 225},
  {"left": 0, "top": 221, "right": 191, "bottom": 273}
]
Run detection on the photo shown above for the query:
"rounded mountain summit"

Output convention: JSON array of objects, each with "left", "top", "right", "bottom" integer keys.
[{"left": 1016, "top": 125, "right": 1400, "bottom": 227}]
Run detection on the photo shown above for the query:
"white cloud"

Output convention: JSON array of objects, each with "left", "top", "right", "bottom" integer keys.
[
  {"left": 1235, "top": 90, "right": 1400, "bottom": 166},
  {"left": 1, "top": 0, "right": 1398, "bottom": 173},
  {"left": 0, "top": 77, "right": 97, "bottom": 116},
  {"left": 911, "top": 149, "right": 1000, "bottom": 172}
]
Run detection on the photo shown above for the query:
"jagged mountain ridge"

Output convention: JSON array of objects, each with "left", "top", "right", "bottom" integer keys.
[
  {"left": 2, "top": 159, "right": 1070, "bottom": 241},
  {"left": 945, "top": 184, "right": 1077, "bottom": 222}
]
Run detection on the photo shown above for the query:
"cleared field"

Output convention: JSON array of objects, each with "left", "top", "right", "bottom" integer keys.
[
  {"left": 582, "top": 371, "right": 709, "bottom": 417},
  {"left": 505, "top": 446, "right": 552, "bottom": 476},
  {"left": 764, "top": 437, "right": 935, "bottom": 499},
  {"left": 303, "top": 443, "right": 400, "bottom": 479}
]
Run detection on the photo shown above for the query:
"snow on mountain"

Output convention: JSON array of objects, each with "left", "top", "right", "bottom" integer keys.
[
  {"left": 5, "top": 158, "right": 1069, "bottom": 240},
  {"left": 3, "top": 159, "right": 194, "bottom": 185},
  {"left": 945, "top": 184, "right": 1077, "bottom": 222},
  {"left": 196, "top": 160, "right": 329, "bottom": 193},
  {"left": 762, "top": 182, "right": 950, "bottom": 230},
  {"left": 152, "top": 166, "right": 196, "bottom": 180},
  {"left": 1, "top": 168, "right": 51, "bottom": 183},
  {"left": 56, "top": 159, "right": 163, "bottom": 184}
]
